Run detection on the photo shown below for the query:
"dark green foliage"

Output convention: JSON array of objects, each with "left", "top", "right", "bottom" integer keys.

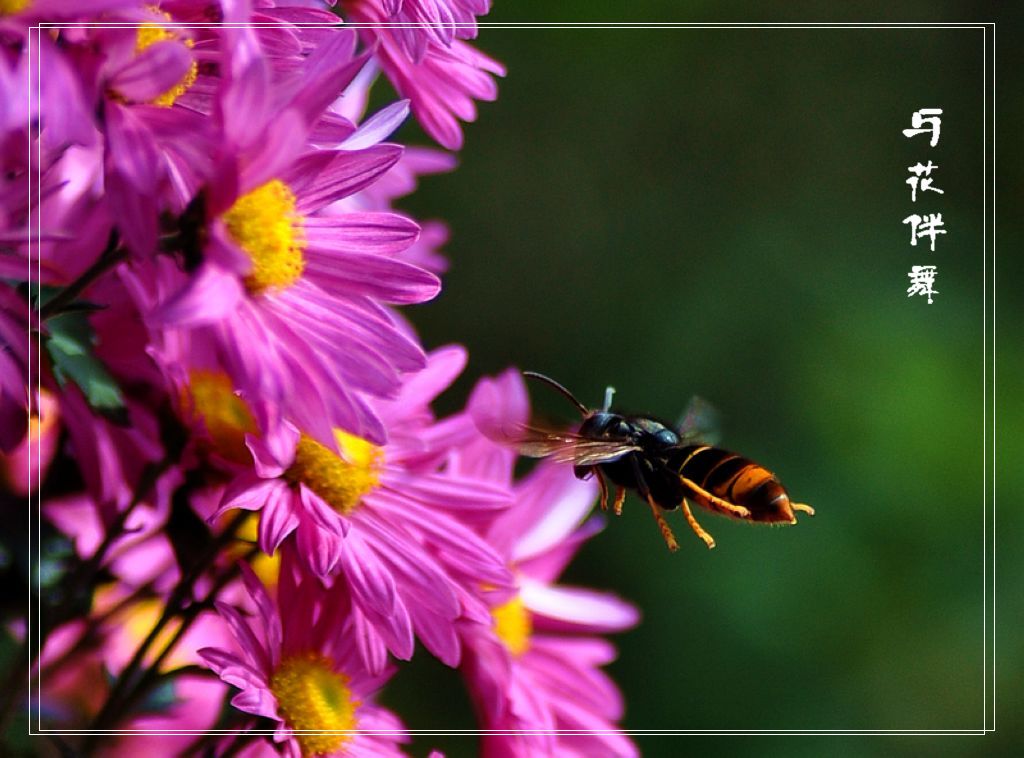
[{"left": 43, "top": 308, "right": 128, "bottom": 425}]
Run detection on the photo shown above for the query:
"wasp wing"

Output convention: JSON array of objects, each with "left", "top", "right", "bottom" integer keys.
[
  {"left": 676, "top": 395, "right": 721, "bottom": 445},
  {"left": 515, "top": 425, "right": 642, "bottom": 465}
]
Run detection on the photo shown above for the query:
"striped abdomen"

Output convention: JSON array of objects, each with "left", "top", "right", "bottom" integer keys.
[{"left": 669, "top": 445, "right": 797, "bottom": 523}]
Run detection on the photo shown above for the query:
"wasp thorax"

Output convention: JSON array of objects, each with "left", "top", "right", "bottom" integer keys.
[{"left": 580, "top": 412, "right": 630, "bottom": 439}]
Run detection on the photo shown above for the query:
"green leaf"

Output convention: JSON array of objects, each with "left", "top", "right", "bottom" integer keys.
[
  {"left": 43, "top": 312, "right": 128, "bottom": 424},
  {"left": 14, "top": 280, "right": 59, "bottom": 309}
]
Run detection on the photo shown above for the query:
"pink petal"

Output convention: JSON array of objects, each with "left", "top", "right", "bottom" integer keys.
[
  {"left": 516, "top": 516, "right": 604, "bottom": 585},
  {"left": 104, "top": 169, "right": 157, "bottom": 257},
  {"left": 389, "top": 473, "right": 511, "bottom": 512},
  {"left": 355, "top": 512, "right": 460, "bottom": 618},
  {"left": 105, "top": 104, "right": 161, "bottom": 192},
  {"left": 230, "top": 686, "right": 281, "bottom": 720},
  {"left": 34, "top": 35, "right": 96, "bottom": 147},
  {"left": 340, "top": 100, "right": 410, "bottom": 150},
  {"left": 382, "top": 498, "right": 510, "bottom": 588},
  {"left": 197, "top": 647, "right": 268, "bottom": 690},
  {"left": 408, "top": 603, "right": 461, "bottom": 667},
  {"left": 298, "top": 484, "right": 348, "bottom": 539},
  {"left": 258, "top": 484, "right": 300, "bottom": 557},
  {"left": 308, "top": 110, "right": 357, "bottom": 145},
  {"left": 246, "top": 430, "right": 294, "bottom": 478},
  {"left": 352, "top": 607, "right": 395, "bottom": 674},
  {"left": 512, "top": 475, "right": 597, "bottom": 562},
  {"left": 238, "top": 108, "right": 308, "bottom": 191},
  {"left": 288, "top": 145, "right": 404, "bottom": 213},
  {"left": 239, "top": 564, "right": 281, "bottom": 660},
  {"left": 304, "top": 212, "right": 419, "bottom": 256},
  {"left": 108, "top": 40, "right": 193, "bottom": 104},
  {"left": 251, "top": 13, "right": 302, "bottom": 59},
  {"left": 392, "top": 344, "right": 467, "bottom": 409},
  {"left": 211, "top": 476, "right": 285, "bottom": 522},
  {"left": 529, "top": 635, "right": 619, "bottom": 670},
  {"left": 336, "top": 530, "right": 398, "bottom": 617},
  {"left": 520, "top": 581, "right": 639, "bottom": 633},
  {"left": 289, "top": 39, "right": 366, "bottom": 129},
  {"left": 151, "top": 263, "right": 244, "bottom": 327},
  {"left": 303, "top": 249, "right": 439, "bottom": 304},
  {"left": 296, "top": 516, "right": 342, "bottom": 578},
  {"left": 220, "top": 58, "right": 272, "bottom": 153},
  {"left": 375, "top": 594, "right": 415, "bottom": 663},
  {"left": 213, "top": 601, "right": 271, "bottom": 673}
]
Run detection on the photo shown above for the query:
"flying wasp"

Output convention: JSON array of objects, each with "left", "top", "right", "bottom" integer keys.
[{"left": 513, "top": 372, "right": 815, "bottom": 551}]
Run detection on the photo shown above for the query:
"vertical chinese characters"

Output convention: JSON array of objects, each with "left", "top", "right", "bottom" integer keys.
[{"left": 902, "top": 108, "right": 945, "bottom": 304}]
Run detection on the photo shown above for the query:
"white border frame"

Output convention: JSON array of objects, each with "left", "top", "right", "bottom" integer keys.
[{"left": 23, "top": 20, "right": 996, "bottom": 741}]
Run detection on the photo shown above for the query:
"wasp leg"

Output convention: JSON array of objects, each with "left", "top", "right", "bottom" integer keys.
[
  {"left": 681, "top": 498, "right": 716, "bottom": 549},
  {"left": 596, "top": 470, "right": 610, "bottom": 511},
  {"left": 612, "top": 486, "right": 626, "bottom": 516},
  {"left": 792, "top": 502, "right": 816, "bottom": 516},
  {"left": 679, "top": 477, "right": 751, "bottom": 520},
  {"left": 625, "top": 455, "right": 678, "bottom": 551},
  {"left": 645, "top": 494, "right": 680, "bottom": 552}
]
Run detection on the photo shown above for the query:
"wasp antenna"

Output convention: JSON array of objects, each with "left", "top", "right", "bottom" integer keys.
[
  {"left": 522, "top": 371, "right": 590, "bottom": 416},
  {"left": 602, "top": 385, "right": 616, "bottom": 412}
]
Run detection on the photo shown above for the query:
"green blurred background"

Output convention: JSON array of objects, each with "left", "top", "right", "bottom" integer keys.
[{"left": 380, "top": 6, "right": 1019, "bottom": 757}]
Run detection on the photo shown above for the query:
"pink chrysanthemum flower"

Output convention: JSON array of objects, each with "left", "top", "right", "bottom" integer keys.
[
  {"left": 146, "top": 32, "right": 439, "bottom": 446},
  {"left": 343, "top": 0, "right": 505, "bottom": 149},
  {"left": 110, "top": 283, "right": 266, "bottom": 469},
  {"left": 212, "top": 346, "right": 513, "bottom": 671},
  {"left": 90, "top": 6, "right": 211, "bottom": 255},
  {"left": 2, "top": 6, "right": 133, "bottom": 150},
  {"left": 199, "top": 555, "right": 408, "bottom": 757},
  {"left": 446, "top": 371, "right": 640, "bottom": 757},
  {"left": 92, "top": 7, "right": 372, "bottom": 255},
  {"left": 357, "top": 0, "right": 491, "bottom": 62}
]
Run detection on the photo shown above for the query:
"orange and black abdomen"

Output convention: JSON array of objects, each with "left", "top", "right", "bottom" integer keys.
[{"left": 669, "top": 445, "right": 795, "bottom": 523}]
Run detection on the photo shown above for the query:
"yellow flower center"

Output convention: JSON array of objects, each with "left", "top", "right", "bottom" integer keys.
[
  {"left": 223, "top": 180, "right": 307, "bottom": 294},
  {"left": 135, "top": 8, "right": 198, "bottom": 107},
  {"left": 184, "top": 370, "right": 257, "bottom": 463},
  {"left": 270, "top": 652, "right": 359, "bottom": 756},
  {"left": 491, "top": 594, "right": 532, "bottom": 657},
  {"left": 285, "top": 431, "right": 382, "bottom": 516},
  {"left": 0, "top": 0, "right": 31, "bottom": 15}
]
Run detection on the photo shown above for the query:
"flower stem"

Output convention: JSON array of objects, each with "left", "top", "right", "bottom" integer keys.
[
  {"left": 124, "top": 545, "right": 258, "bottom": 714},
  {"left": 0, "top": 453, "right": 173, "bottom": 731},
  {"left": 84, "top": 510, "right": 250, "bottom": 745},
  {"left": 39, "top": 581, "right": 159, "bottom": 679},
  {"left": 41, "top": 456, "right": 173, "bottom": 645},
  {"left": 39, "top": 230, "right": 125, "bottom": 321}
]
